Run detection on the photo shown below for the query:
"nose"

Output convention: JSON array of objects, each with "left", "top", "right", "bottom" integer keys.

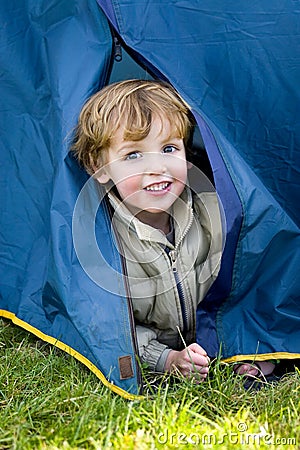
[{"left": 145, "top": 153, "right": 167, "bottom": 174}]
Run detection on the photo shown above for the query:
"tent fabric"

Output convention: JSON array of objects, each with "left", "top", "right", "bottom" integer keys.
[
  {"left": 1, "top": 0, "right": 299, "bottom": 398},
  {"left": 100, "top": 0, "right": 300, "bottom": 226},
  {"left": 98, "top": 0, "right": 300, "bottom": 359},
  {"left": 0, "top": 0, "right": 141, "bottom": 398}
]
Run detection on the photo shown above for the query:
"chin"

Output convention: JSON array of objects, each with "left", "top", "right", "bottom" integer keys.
[{"left": 143, "top": 207, "right": 171, "bottom": 214}]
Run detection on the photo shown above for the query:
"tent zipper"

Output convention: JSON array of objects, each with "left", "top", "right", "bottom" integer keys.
[
  {"left": 104, "top": 197, "right": 142, "bottom": 392},
  {"left": 113, "top": 35, "right": 122, "bottom": 62},
  {"left": 111, "top": 28, "right": 122, "bottom": 62}
]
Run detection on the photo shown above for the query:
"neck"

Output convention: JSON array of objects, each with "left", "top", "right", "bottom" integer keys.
[{"left": 135, "top": 210, "right": 170, "bottom": 234}]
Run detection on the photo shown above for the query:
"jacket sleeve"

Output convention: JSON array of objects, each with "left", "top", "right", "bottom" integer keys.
[{"left": 136, "top": 325, "right": 172, "bottom": 372}]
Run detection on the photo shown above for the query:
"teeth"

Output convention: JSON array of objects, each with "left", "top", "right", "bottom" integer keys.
[{"left": 145, "top": 182, "right": 169, "bottom": 191}]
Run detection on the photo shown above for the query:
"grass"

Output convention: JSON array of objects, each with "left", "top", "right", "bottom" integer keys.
[{"left": 0, "top": 318, "right": 299, "bottom": 449}]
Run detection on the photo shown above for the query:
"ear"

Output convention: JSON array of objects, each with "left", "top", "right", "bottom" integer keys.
[
  {"left": 187, "top": 161, "right": 193, "bottom": 170},
  {"left": 88, "top": 153, "right": 111, "bottom": 184},
  {"left": 93, "top": 166, "right": 111, "bottom": 184}
]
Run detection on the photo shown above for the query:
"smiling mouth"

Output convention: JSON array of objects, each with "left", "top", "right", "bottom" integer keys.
[{"left": 144, "top": 182, "right": 171, "bottom": 192}]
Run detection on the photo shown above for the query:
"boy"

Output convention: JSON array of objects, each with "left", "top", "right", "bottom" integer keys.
[{"left": 72, "top": 79, "right": 274, "bottom": 380}]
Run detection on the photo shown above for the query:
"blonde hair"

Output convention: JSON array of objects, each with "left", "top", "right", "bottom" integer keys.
[{"left": 72, "top": 79, "right": 195, "bottom": 174}]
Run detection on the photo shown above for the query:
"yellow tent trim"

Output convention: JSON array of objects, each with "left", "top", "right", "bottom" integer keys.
[
  {"left": 0, "top": 309, "right": 143, "bottom": 401},
  {"left": 2, "top": 309, "right": 299, "bottom": 398},
  {"left": 222, "top": 352, "right": 300, "bottom": 363}
]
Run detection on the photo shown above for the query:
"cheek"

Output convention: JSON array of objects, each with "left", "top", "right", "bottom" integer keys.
[
  {"left": 168, "top": 154, "right": 188, "bottom": 179},
  {"left": 115, "top": 174, "right": 142, "bottom": 200},
  {"left": 174, "top": 162, "right": 188, "bottom": 184}
]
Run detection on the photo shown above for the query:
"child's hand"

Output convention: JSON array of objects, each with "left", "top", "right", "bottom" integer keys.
[{"left": 164, "top": 343, "right": 210, "bottom": 380}]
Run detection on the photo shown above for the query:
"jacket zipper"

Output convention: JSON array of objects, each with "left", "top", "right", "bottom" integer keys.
[
  {"left": 167, "top": 211, "right": 194, "bottom": 338},
  {"left": 168, "top": 249, "right": 188, "bottom": 335}
]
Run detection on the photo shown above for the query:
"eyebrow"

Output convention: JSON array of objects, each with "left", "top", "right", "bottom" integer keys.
[
  {"left": 162, "top": 136, "right": 183, "bottom": 144},
  {"left": 114, "top": 143, "right": 139, "bottom": 158},
  {"left": 114, "top": 134, "right": 184, "bottom": 156}
]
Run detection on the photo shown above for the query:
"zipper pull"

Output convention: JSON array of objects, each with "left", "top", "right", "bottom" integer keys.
[
  {"left": 169, "top": 250, "right": 177, "bottom": 273},
  {"left": 113, "top": 36, "right": 122, "bottom": 62}
]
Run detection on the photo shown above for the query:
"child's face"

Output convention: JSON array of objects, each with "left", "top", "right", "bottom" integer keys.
[{"left": 95, "top": 115, "right": 189, "bottom": 220}]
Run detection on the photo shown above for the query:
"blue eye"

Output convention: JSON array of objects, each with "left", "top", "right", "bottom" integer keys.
[
  {"left": 163, "top": 145, "right": 177, "bottom": 153},
  {"left": 125, "top": 152, "right": 142, "bottom": 160}
]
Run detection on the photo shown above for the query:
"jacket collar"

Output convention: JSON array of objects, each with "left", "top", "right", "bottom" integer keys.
[{"left": 107, "top": 187, "right": 194, "bottom": 248}]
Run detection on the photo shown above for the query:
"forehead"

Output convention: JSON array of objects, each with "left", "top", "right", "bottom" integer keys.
[{"left": 114, "top": 114, "right": 180, "bottom": 143}]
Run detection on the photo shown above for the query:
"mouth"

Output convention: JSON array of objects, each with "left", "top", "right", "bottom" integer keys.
[{"left": 144, "top": 181, "right": 171, "bottom": 192}]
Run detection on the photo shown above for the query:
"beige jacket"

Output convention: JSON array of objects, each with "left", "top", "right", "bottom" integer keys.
[{"left": 108, "top": 187, "right": 223, "bottom": 372}]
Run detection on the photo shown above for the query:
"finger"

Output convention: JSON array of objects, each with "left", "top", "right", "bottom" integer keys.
[
  {"left": 184, "top": 352, "right": 210, "bottom": 367},
  {"left": 197, "top": 365, "right": 209, "bottom": 374},
  {"left": 191, "top": 365, "right": 209, "bottom": 376},
  {"left": 234, "top": 363, "right": 259, "bottom": 377},
  {"left": 180, "top": 368, "right": 207, "bottom": 378},
  {"left": 182, "top": 363, "right": 209, "bottom": 377},
  {"left": 188, "top": 343, "right": 208, "bottom": 356},
  {"left": 187, "top": 367, "right": 208, "bottom": 379}
]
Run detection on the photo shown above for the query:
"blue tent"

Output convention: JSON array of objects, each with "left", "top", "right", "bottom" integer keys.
[{"left": 1, "top": 0, "right": 299, "bottom": 398}]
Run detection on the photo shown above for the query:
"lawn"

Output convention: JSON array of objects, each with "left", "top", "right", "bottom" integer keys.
[{"left": 0, "top": 318, "right": 299, "bottom": 449}]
